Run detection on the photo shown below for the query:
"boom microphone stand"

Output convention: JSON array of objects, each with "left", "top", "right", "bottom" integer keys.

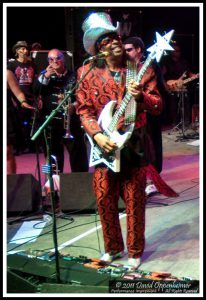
[{"left": 31, "top": 63, "right": 95, "bottom": 283}]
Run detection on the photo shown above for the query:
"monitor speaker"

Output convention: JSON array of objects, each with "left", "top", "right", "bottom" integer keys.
[
  {"left": 7, "top": 269, "right": 38, "bottom": 293},
  {"left": 7, "top": 253, "right": 111, "bottom": 293},
  {"left": 60, "top": 172, "right": 96, "bottom": 212},
  {"left": 7, "top": 270, "right": 108, "bottom": 293},
  {"left": 7, "top": 174, "right": 41, "bottom": 214},
  {"left": 39, "top": 283, "right": 108, "bottom": 293}
]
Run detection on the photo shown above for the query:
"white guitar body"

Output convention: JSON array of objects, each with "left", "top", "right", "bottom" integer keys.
[
  {"left": 87, "top": 101, "right": 134, "bottom": 172},
  {"left": 98, "top": 101, "right": 134, "bottom": 148}
]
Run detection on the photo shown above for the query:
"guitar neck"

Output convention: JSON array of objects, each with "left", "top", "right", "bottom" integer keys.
[
  {"left": 108, "top": 55, "right": 153, "bottom": 132},
  {"left": 135, "top": 55, "right": 153, "bottom": 84},
  {"left": 183, "top": 75, "right": 198, "bottom": 85}
]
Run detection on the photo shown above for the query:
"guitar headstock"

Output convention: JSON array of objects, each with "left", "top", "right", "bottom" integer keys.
[{"left": 147, "top": 30, "right": 175, "bottom": 62}]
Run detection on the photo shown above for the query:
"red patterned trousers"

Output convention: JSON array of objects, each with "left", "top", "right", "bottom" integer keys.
[{"left": 93, "top": 166, "right": 147, "bottom": 258}]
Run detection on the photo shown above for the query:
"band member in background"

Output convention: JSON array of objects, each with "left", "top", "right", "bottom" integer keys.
[
  {"left": 33, "top": 48, "right": 89, "bottom": 174},
  {"left": 31, "top": 42, "right": 42, "bottom": 51},
  {"left": 33, "top": 48, "right": 89, "bottom": 212},
  {"left": 161, "top": 41, "right": 199, "bottom": 127},
  {"left": 7, "top": 41, "right": 41, "bottom": 154},
  {"left": 76, "top": 12, "right": 178, "bottom": 269},
  {"left": 7, "top": 69, "right": 35, "bottom": 174},
  {"left": 123, "top": 36, "right": 164, "bottom": 197}
]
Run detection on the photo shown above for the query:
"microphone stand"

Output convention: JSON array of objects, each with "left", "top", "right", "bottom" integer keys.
[
  {"left": 31, "top": 62, "right": 95, "bottom": 284},
  {"left": 44, "top": 126, "right": 61, "bottom": 283},
  {"left": 30, "top": 103, "right": 43, "bottom": 212}
]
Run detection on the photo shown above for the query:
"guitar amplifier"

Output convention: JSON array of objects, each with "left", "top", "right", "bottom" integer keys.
[{"left": 30, "top": 50, "right": 74, "bottom": 74}]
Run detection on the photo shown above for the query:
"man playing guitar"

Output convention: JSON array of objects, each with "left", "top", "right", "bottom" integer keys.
[
  {"left": 76, "top": 12, "right": 178, "bottom": 270},
  {"left": 166, "top": 72, "right": 199, "bottom": 92},
  {"left": 161, "top": 41, "right": 199, "bottom": 126}
]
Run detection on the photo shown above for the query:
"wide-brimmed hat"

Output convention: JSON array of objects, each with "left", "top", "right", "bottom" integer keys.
[
  {"left": 12, "top": 41, "right": 28, "bottom": 53},
  {"left": 82, "top": 12, "right": 120, "bottom": 55}
]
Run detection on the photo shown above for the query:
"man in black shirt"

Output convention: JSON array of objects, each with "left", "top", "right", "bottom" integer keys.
[
  {"left": 33, "top": 48, "right": 89, "bottom": 174},
  {"left": 7, "top": 41, "right": 40, "bottom": 153}
]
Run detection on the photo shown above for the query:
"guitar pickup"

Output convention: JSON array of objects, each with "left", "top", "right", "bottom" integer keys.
[{"left": 103, "top": 153, "right": 115, "bottom": 162}]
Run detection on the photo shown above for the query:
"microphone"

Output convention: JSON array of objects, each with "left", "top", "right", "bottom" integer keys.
[
  {"left": 40, "top": 69, "right": 57, "bottom": 79},
  {"left": 40, "top": 69, "right": 47, "bottom": 75},
  {"left": 86, "top": 51, "right": 110, "bottom": 62}
]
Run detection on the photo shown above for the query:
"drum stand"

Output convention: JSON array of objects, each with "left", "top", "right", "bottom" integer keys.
[
  {"left": 175, "top": 88, "right": 190, "bottom": 141},
  {"left": 167, "top": 88, "right": 196, "bottom": 142},
  {"left": 174, "top": 88, "right": 198, "bottom": 142}
]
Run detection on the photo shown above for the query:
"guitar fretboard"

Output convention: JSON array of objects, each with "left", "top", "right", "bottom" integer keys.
[
  {"left": 107, "top": 54, "right": 153, "bottom": 133},
  {"left": 182, "top": 75, "right": 199, "bottom": 85}
]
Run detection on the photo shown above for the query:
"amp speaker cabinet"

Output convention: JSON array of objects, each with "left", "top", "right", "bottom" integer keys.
[
  {"left": 60, "top": 172, "right": 96, "bottom": 212},
  {"left": 30, "top": 50, "right": 74, "bottom": 74},
  {"left": 7, "top": 174, "right": 41, "bottom": 214},
  {"left": 60, "top": 172, "right": 125, "bottom": 212}
]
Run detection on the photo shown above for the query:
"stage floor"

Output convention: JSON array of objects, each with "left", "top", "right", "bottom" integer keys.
[{"left": 5, "top": 127, "right": 201, "bottom": 294}]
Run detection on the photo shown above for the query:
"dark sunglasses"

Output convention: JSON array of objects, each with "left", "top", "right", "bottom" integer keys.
[
  {"left": 97, "top": 33, "right": 121, "bottom": 49},
  {"left": 125, "top": 48, "right": 135, "bottom": 53},
  {"left": 48, "top": 54, "right": 64, "bottom": 62}
]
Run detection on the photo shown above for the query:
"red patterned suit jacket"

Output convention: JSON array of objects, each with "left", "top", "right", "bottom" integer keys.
[{"left": 76, "top": 62, "right": 162, "bottom": 138}]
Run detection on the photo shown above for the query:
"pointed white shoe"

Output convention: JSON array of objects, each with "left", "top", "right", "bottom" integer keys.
[
  {"left": 127, "top": 257, "right": 141, "bottom": 269},
  {"left": 145, "top": 184, "right": 158, "bottom": 196},
  {"left": 100, "top": 250, "right": 126, "bottom": 262}
]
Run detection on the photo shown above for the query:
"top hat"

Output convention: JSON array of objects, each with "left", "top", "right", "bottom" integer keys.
[
  {"left": 12, "top": 41, "right": 28, "bottom": 53},
  {"left": 82, "top": 12, "right": 120, "bottom": 55}
]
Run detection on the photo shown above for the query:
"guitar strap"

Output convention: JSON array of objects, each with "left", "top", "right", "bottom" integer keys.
[{"left": 125, "top": 60, "right": 138, "bottom": 125}]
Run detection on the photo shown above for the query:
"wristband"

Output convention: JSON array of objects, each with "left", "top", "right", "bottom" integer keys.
[{"left": 20, "top": 100, "right": 27, "bottom": 106}]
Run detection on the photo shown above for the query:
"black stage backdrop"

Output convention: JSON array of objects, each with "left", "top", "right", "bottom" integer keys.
[{"left": 6, "top": 6, "right": 199, "bottom": 71}]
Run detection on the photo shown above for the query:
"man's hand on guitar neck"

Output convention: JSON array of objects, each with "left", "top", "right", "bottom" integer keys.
[
  {"left": 93, "top": 132, "right": 118, "bottom": 153},
  {"left": 127, "top": 80, "right": 143, "bottom": 101}
]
